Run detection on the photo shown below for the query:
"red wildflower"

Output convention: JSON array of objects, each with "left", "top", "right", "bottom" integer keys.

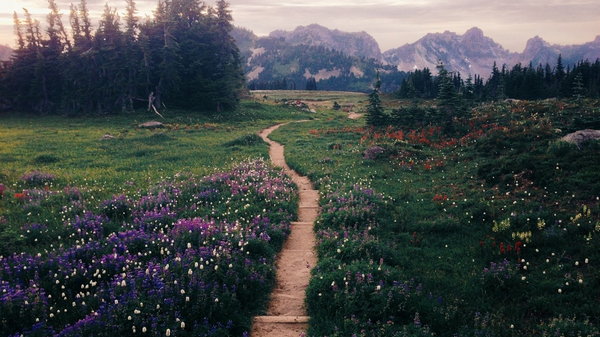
[
  {"left": 0, "top": 184, "right": 5, "bottom": 197},
  {"left": 432, "top": 194, "right": 448, "bottom": 202},
  {"left": 499, "top": 242, "right": 505, "bottom": 254},
  {"left": 14, "top": 192, "right": 27, "bottom": 200},
  {"left": 515, "top": 241, "right": 523, "bottom": 254}
]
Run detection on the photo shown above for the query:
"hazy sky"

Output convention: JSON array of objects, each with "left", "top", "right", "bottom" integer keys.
[{"left": 1, "top": 0, "right": 599, "bottom": 52}]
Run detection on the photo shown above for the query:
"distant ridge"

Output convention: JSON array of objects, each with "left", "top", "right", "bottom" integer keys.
[
  {"left": 0, "top": 45, "right": 12, "bottom": 61},
  {"left": 232, "top": 26, "right": 404, "bottom": 93}
]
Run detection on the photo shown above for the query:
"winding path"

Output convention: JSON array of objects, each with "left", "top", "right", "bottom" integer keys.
[{"left": 251, "top": 123, "right": 319, "bottom": 337}]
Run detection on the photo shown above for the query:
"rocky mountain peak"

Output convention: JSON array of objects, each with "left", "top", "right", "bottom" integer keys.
[
  {"left": 463, "top": 27, "right": 484, "bottom": 40},
  {"left": 268, "top": 24, "right": 382, "bottom": 61},
  {"left": 524, "top": 36, "right": 550, "bottom": 52},
  {"left": 383, "top": 27, "right": 514, "bottom": 77}
]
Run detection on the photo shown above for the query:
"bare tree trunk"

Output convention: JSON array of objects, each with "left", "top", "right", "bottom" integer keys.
[{"left": 148, "top": 91, "right": 164, "bottom": 119}]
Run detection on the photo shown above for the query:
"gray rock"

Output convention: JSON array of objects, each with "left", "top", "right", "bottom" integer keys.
[
  {"left": 561, "top": 129, "right": 600, "bottom": 146},
  {"left": 101, "top": 134, "right": 115, "bottom": 140},
  {"left": 139, "top": 121, "right": 165, "bottom": 129}
]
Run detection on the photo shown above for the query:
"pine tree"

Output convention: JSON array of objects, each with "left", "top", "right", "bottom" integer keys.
[
  {"left": 486, "top": 61, "right": 506, "bottom": 100},
  {"left": 95, "top": 4, "right": 126, "bottom": 112},
  {"left": 436, "top": 62, "right": 458, "bottom": 110},
  {"left": 556, "top": 54, "right": 565, "bottom": 82},
  {"left": 305, "top": 77, "right": 317, "bottom": 90},
  {"left": 2, "top": 0, "right": 246, "bottom": 115},
  {"left": 13, "top": 12, "right": 25, "bottom": 50},
  {"left": 366, "top": 74, "right": 386, "bottom": 127},
  {"left": 69, "top": 4, "right": 82, "bottom": 46},
  {"left": 124, "top": 0, "right": 138, "bottom": 39},
  {"left": 210, "top": 0, "right": 245, "bottom": 111},
  {"left": 464, "top": 75, "right": 475, "bottom": 100},
  {"left": 48, "top": 0, "right": 72, "bottom": 51},
  {"left": 79, "top": 0, "right": 93, "bottom": 47},
  {"left": 122, "top": 0, "right": 140, "bottom": 111},
  {"left": 572, "top": 72, "right": 585, "bottom": 103}
]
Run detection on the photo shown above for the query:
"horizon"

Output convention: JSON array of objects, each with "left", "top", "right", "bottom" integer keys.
[{"left": 1, "top": 0, "right": 599, "bottom": 52}]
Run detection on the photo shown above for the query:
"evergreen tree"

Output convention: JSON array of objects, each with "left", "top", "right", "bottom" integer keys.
[
  {"left": 366, "top": 74, "right": 386, "bottom": 127},
  {"left": 464, "top": 75, "right": 475, "bottom": 100},
  {"left": 48, "top": 0, "right": 71, "bottom": 51},
  {"left": 305, "top": 77, "right": 317, "bottom": 90},
  {"left": 572, "top": 72, "right": 585, "bottom": 102},
  {"left": 486, "top": 62, "right": 506, "bottom": 100},
  {"left": 13, "top": 12, "right": 25, "bottom": 50},
  {"left": 79, "top": 0, "right": 93, "bottom": 47},
  {"left": 210, "top": 0, "right": 245, "bottom": 111},
  {"left": 123, "top": 0, "right": 140, "bottom": 111},
  {"left": 69, "top": 4, "right": 82, "bottom": 46},
  {"left": 436, "top": 62, "right": 458, "bottom": 111},
  {"left": 1, "top": 0, "right": 246, "bottom": 114},
  {"left": 399, "top": 57, "right": 600, "bottom": 103},
  {"left": 556, "top": 54, "right": 565, "bottom": 81}
]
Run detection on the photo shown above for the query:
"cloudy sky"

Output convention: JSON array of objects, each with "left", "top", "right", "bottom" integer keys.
[{"left": 1, "top": 0, "right": 599, "bottom": 52}]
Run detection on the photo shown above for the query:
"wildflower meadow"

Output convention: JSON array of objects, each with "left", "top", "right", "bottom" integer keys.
[
  {"left": 0, "top": 160, "right": 295, "bottom": 336},
  {"left": 270, "top": 96, "right": 600, "bottom": 336}
]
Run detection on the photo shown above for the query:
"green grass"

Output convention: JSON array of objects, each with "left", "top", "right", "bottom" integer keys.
[
  {"left": 0, "top": 101, "right": 313, "bottom": 254},
  {"left": 250, "top": 90, "right": 367, "bottom": 102},
  {"left": 0, "top": 102, "right": 312, "bottom": 192}
]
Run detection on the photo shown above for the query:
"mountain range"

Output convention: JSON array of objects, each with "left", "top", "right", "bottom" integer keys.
[
  {"left": 234, "top": 24, "right": 600, "bottom": 85},
  {"left": 384, "top": 27, "right": 600, "bottom": 77},
  {"left": 2, "top": 25, "right": 598, "bottom": 91}
]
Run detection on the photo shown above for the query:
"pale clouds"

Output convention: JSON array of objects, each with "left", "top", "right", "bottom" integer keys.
[{"left": 1, "top": 0, "right": 599, "bottom": 52}]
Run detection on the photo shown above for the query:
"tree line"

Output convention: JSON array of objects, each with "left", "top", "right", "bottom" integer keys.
[
  {"left": 397, "top": 56, "right": 600, "bottom": 101},
  {"left": 367, "top": 58, "right": 600, "bottom": 129},
  {"left": 0, "top": 0, "right": 245, "bottom": 115}
]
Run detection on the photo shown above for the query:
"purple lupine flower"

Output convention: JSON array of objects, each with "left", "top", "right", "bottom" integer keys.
[{"left": 20, "top": 171, "right": 56, "bottom": 186}]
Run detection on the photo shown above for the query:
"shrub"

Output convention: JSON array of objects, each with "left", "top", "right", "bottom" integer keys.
[
  {"left": 224, "top": 134, "right": 265, "bottom": 147},
  {"left": 363, "top": 145, "right": 386, "bottom": 160},
  {"left": 34, "top": 154, "right": 60, "bottom": 164}
]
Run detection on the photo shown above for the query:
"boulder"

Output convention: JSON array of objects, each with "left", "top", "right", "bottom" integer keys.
[
  {"left": 561, "top": 129, "right": 600, "bottom": 147},
  {"left": 139, "top": 121, "right": 165, "bottom": 129},
  {"left": 100, "top": 134, "right": 115, "bottom": 140}
]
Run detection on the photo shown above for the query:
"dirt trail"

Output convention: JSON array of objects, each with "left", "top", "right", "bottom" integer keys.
[{"left": 251, "top": 123, "right": 319, "bottom": 337}]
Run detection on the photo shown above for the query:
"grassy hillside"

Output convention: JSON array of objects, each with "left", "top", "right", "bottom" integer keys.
[{"left": 268, "top": 93, "right": 600, "bottom": 336}]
